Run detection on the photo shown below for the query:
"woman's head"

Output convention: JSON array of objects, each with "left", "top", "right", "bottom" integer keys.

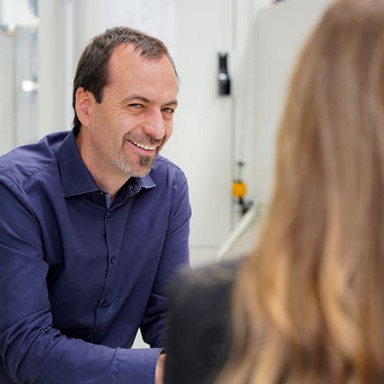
[{"left": 220, "top": 1, "right": 384, "bottom": 382}]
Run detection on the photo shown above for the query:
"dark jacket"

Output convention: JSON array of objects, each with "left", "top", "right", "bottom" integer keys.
[{"left": 164, "top": 259, "right": 242, "bottom": 384}]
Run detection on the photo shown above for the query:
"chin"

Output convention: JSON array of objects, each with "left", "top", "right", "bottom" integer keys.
[
  {"left": 131, "top": 159, "right": 155, "bottom": 178},
  {"left": 132, "top": 167, "right": 151, "bottom": 178},
  {"left": 117, "top": 153, "right": 157, "bottom": 178}
]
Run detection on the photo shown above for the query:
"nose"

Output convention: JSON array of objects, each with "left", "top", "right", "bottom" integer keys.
[{"left": 143, "top": 107, "right": 166, "bottom": 140}]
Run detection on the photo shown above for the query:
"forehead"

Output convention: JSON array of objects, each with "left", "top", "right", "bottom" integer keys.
[{"left": 107, "top": 44, "right": 177, "bottom": 88}]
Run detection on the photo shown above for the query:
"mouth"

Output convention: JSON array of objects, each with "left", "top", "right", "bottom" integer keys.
[{"left": 127, "top": 139, "right": 157, "bottom": 152}]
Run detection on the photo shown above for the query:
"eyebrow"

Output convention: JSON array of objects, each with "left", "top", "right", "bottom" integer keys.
[{"left": 124, "top": 95, "right": 178, "bottom": 107}]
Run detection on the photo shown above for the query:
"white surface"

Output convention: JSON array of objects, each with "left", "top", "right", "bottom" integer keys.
[
  {"left": 0, "top": 0, "right": 39, "bottom": 28},
  {"left": 248, "top": 0, "right": 332, "bottom": 204},
  {"left": 161, "top": 0, "right": 235, "bottom": 266},
  {"left": 100, "top": 0, "right": 176, "bottom": 56}
]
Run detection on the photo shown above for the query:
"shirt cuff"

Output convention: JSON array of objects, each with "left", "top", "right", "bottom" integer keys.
[{"left": 115, "top": 347, "right": 163, "bottom": 384}]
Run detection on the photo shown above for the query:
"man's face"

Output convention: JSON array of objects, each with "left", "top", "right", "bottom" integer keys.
[{"left": 80, "top": 44, "right": 178, "bottom": 181}]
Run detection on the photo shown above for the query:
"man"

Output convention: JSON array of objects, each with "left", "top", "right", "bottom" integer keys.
[{"left": 0, "top": 27, "right": 191, "bottom": 384}]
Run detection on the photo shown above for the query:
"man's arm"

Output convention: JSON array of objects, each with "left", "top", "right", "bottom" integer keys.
[
  {"left": 139, "top": 173, "right": 191, "bottom": 348},
  {"left": 0, "top": 182, "right": 161, "bottom": 383}
]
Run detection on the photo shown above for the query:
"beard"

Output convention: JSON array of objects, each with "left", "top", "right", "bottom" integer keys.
[{"left": 116, "top": 149, "right": 157, "bottom": 178}]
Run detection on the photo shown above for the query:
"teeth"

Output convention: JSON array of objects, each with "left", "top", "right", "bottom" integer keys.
[{"left": 129, "top": 140, "right": 156, "bottom": 151}]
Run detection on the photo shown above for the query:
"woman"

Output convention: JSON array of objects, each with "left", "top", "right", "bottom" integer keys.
[{"left": 164, "top": 0, "right": 384, "bottom": 383}]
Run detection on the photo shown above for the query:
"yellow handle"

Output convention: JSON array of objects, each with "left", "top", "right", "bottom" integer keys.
[{"left": 232, "top": 180, "right": 247, "bottom": 198}]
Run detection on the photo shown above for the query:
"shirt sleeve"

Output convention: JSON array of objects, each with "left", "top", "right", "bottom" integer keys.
[
  {"left": 140, "top": 171, "right": 192, "bottom": 348},
  {"left": 0, "top": 181, "right": 161, "bottom": 384}
]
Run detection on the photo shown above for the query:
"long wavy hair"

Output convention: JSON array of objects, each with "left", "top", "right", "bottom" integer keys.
[{"left": 217, "top": 0, "right": 384, "bottom": 382}]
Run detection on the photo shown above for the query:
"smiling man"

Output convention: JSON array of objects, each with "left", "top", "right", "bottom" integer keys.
[{"left": 0, "top": 27, "right": 191, "bottom": 384}]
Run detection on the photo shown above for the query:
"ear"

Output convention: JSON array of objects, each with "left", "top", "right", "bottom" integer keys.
[{"left": 75, "top": 87, "right": 94, "bottom": 128}]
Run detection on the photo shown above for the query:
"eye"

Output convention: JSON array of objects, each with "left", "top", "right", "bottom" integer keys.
[
  {"left": 128, "top": 103, "right": 144, "bottom": 109},
  {"left": 162, "top": 107, "right": 176, "bottom": 115},
  {"left": 161, "top": 108, "right": 175, "bottom": 120}
]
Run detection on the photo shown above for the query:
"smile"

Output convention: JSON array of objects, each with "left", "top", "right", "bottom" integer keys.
[{"left": 128, "top": 140, "right": 157, "bottom": 151}]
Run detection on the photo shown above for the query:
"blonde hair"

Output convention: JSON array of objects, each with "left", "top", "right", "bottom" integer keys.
[{"left": 217, "top": 0, "right": 384, "bottom": 382}]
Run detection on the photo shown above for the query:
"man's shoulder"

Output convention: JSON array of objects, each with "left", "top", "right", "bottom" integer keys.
[
  {"left": 0, "top": 131, "right": 69, "bottom": 187},
  {"left": 150, "top": 155, "right": 188, "bottom": 185},
  {"left": 152, "top": 155, "right": 185, "bottom": 174}
]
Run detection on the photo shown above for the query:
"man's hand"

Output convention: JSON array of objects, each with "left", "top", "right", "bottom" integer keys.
[{"left": 155, "top": 353, "right": 166, "bottom": 384}]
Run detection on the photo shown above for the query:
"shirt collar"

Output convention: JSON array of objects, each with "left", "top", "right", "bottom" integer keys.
[{"left": 58, "top": 130, "right": 156, "bottom": 198}]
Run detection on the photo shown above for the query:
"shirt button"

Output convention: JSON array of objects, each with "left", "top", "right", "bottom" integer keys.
[
  {"left": 110, "top": 256, "right": 117, "bottom": 264},
  {"left": 106, "top": 212, "right": 111, "bottom": 218},
  {"left": 100, "top": 299, "right": 110, "bottom": 308}
]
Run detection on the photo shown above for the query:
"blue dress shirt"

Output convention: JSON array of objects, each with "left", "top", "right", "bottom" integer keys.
[{"left": 0, "top": 130, "right": 191, "bottom": 383}]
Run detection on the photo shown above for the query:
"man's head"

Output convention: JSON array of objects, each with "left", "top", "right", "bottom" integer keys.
[
  {"left": 72, "top": 26, "right": 178, "bottom": 133},
  {"left": 73, "top": 27, "right": 179, "bottom": 184}
]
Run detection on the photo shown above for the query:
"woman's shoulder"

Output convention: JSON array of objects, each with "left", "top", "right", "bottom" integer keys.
[
  {"left": 169, "top": 258, "right": 243, "bottom": 302},
  {"left": 165, "top": 258, "right": 244, "bottom": 384},
  {"left": 166, "top": 257, "right": 246, "bottom": 334}
]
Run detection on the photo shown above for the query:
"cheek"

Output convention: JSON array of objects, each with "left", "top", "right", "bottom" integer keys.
[
  {"left": 112, "top": 113, "right": 137, "bottom": 136},
  {"left": 90, "top": 115, "right": 122, "bottom": 152},
  {"left": 96, "top": 114, "right": 126, "bottom": 143}
]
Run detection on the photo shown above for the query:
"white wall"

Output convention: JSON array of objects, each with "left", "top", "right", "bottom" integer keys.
[
  {"left": 247, "top": 0, "right": 332, "bottom": 206},
  {"left": 217, "top": 0, "right": 333, "bottom": 260},
  {"left": 38, "top": 0, "right": 66, "bottom": 138},
  {"left": 163, "top": 0, "right": 333, "bottom": 265},
  {"left": 0, "top": 30, "right": 14, "bottom": 154},
  {"left": 162, "top": 0, "right": 236, "bottom": 266}
]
